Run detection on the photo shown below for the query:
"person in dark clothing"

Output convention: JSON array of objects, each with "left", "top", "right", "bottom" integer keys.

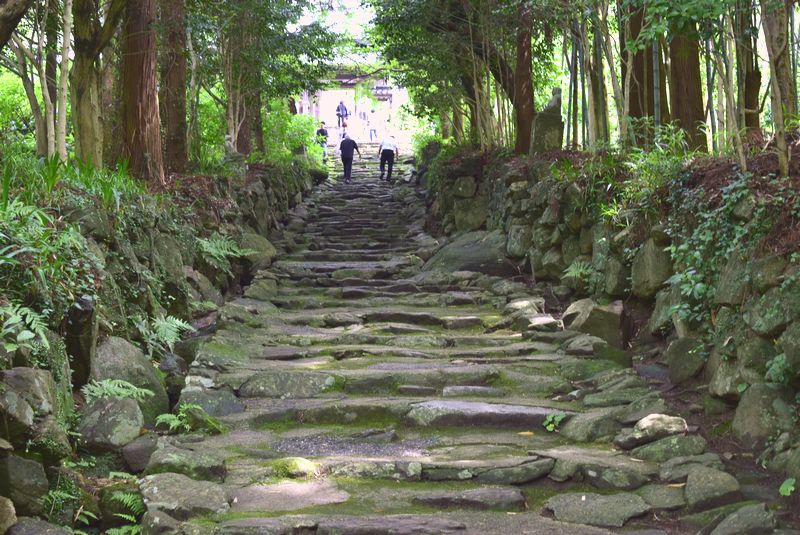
[
  {"left": 378, "top": 135, "right": 399, "bottom": 182},
  {"left": 335, "top": 101, "right": 349, "bottom": 127},
  {"left": 339, "top": 134, "right": 361, "bottom": 183},
  {"left": 316, "top": 122, "right": 329, "bottom": 161}
]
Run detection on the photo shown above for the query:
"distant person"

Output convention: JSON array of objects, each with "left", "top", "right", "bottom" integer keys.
[
  {"left": 339, "top": 133, "right": 361, "bottom": 183},
  {"left": 369, "top": 110, "right": 377, "bottom": 141},
  {"left": 336, "top": 101, "right": 349, "bottom": 127},
  {"left": 316, "top": 121, "right": 329, "bottom": 161},
  {"left": 378, "top": 134, "right": 399, "bottom": 182}
]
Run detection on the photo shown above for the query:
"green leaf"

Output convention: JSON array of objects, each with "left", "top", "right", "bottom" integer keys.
[{"left": 780, "top": 478, "right": 796, "bottom": 497}]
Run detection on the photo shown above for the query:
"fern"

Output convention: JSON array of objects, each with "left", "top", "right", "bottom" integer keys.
[
  {"left": 106, "top": 524, "right": 141, "bottom": 535},
  {"left": 136, "top": 314, "right": 194, "bottom": 359},
  {"left": 197, "top": 233, "right": 255, "bottom": 275},
  {"left": 0, "top": 302, "right": 49, "bottom": 352},
  {"left": 152, "top": 315, "right": 194, "bottom": 352},
  {"left": 81, "top": 380, "right": 153, "bottom": 404},
  {"left": 155, "top": 413, "right": 187, "bottom": 433},
  {"left": 110, "top": 490, "right": 146, "bottom": 516}
]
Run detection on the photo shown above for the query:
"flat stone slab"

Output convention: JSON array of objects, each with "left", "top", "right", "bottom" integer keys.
[
  {"left": 413, "top": 487, "right": 526, "bottom": 511},
  {"left": 442, "top": 386, "right": 505, "bottom": 398},
  {"left": 218, "top": 512, "right": 615, "bottom": 535},
  {"left": 230, "top": 480, "right": 350, "bottom": 512},
  {"left": 406, "top": 400, "right": 571, "bottom": 428},
  {"left": 535, "top": 446, "right": 657, "bottom": 490},
  {"left": 545, "top": 492, "right": 651, "bottom": 528},
  {"left": 239, "top": 371, "right": 337, "bottom": 398},
  {"left": 140, "top": 473, "right": 229, "bottom": 520}
]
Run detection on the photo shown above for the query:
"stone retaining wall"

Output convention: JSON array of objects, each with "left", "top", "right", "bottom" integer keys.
[{"left": 425, "top": 147, "right": 800, "bottom": 482}]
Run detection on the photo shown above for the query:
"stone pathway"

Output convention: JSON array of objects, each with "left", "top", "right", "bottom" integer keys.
[{"left": 149, "top": 151, "right": 790, "bottom": 534}]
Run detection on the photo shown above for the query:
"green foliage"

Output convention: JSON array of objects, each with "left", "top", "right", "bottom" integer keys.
[
  {"left": 666, "top": 173, "right": 770, "bottom": 326},
  {"left": 562, "top": 260, "right": 601, "bottom": 293},
  {"left": 543, "top": 412, "right": 567, "bottom": 432},
  {"left": 105, "top": 488, "right": 145, "bottom": 535},
  {"left": 0, "top": 302, "right": 49, "bottom": 352},
  {"left": 766, "top": 354, "right": 793, "bottom": 385},
  {"left": 136, "top": 314, "right": 195, "bottom": 359},
  {"left": 197, "top": 232, "right": 253, "bottom": 276},
  {"left": 623, "top": 124, "right": 691, "bottom": 210},
  {"left": 780, "top": 478, "right": 796, "bottom": 497},
  {"left": 254, "top": 101, "right": 324, "bottom": 167},
  {"left": 81, "top": 380, "right": 154, "bottom": 404},
  {"left": 0, "top": 73, "right": 33, "bottom": 139},
  {"left": 155, "top": 403, "right": 223, "bottom": 435}
]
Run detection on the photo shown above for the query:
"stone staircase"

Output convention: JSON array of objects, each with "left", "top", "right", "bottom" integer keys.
[{"left": 146, "top": 152, "right": 790, "bottom": 534}]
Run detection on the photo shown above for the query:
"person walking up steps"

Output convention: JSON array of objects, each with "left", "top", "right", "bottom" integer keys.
[
  {"left": 335, "top": 101, "right": 349, "bottom": 127},
  {"left": 339, "top": 134, "right": 361, "bottom": 183},
  {"left": 378, "top": 134, "right": 399, "bottom": 182},
  {"left": 316, "top": 121, "right": 329, "bottom": 162}
]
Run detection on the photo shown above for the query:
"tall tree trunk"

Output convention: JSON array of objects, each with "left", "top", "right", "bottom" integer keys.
[
  {"left": 734, "top": 0, "right": 762, "bottom": 135},
  {"left": 9, "top": 40, "right": 47, "bottom": 156},
  {"left": 626, "top": 6, "right": 669, "bottom": 143},
  {"left": 252, "top": 90, "right": 265, "bottom": 154},
  {"left": 513, "top": 1, "right": 535, "bottom": 155},
  {"left": 159, "top": 0, "right": 187, "bottom": 173},
  {"left": 57, "top": 0, "right": 73, "bottom": 161},
  {"left": 669, "top": 26, "right": 706, "bottom": 151},
  {"left": 762, "top": 0, "right": 791, "bottom": 176},
  {"left": 0, "top": 0, "right": 34, "bottom": 49},
  {"left": 121, "top": 0, "right": 165, "bottom": 185},
  {"left": 762, "top": 0, "right": 796, "bottom": 119},
  {"left": 584, "top": 21, "right": 609, "bottom": 147}
]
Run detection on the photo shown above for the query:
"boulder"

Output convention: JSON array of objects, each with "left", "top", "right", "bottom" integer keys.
[
  {"left": 239, "top": 232, "right": 278, "bottom": 271},
  {"left": 0, "top": 496, "right": 15, "bottom": 534},
  {"left": 0, "top": 455, "right": 48, "bottom": 516},
  {"left": 63, "top": 295, "right": 98, "bottom": 387},
  {"left": 562, "top": 299, "right": 625, "bottom": 348},
  {"left": 684, "top": 467, "right": 740, "bottom": 511},
  {"left": 779, "top": 322, "right": 800, "bottom": 370},
  {"left": 631, "top": 239, "right": 672, "bottom": 299},
  {"left": 631, "top": 435, "right": 706, "bottom": 462},
  {"left": 710, "top": 502, "right": 776, "bottom": 535},
  {"left": 636, "top": 484, "right": 685, "bottom": 511},
  {"left": 614, "top": 414, "right": 688, "bottom": 450},
  {"left": 506, "top": 225, "right": 533, "bottom": 258},
  {"left": 91, "top": 337, "right": 169, "bottom": 425},
  {"left": 451, "top": 176, "right": 477, "bottom": 198},
  {"left": 530, "top": 88, "right": 564, "bottom": 154},
  {"left": 560, "top": 409, "right": 622, "bottom": 443},
  {"left": 665, "top": 337, "right": 705, "bottom": 384},
  {"left": 742, "top": 287, "right": 791, "bottom": 337},
  {"left": 145, "top": 443, "right": 226, "bottom": 482},
  {"left": 29, "top": 415, "right": 71, "bottom": 463},
  {"left": 78, "top": 397, "right": 143, "bottom": 452},
  {"left": 659, "top": 453, "right": 725, "bottom": 482},
  {"left": 731, "top": 383, "right": 795, "bottom": 450},
  {"left": 140, "top": 510, "right": 180, "bottom": 535},
  {"left": 544, "top": 492, "right": 649, "bottom": 528},
  {"left": 178, "top": 388, "right": 244, "bottom": 417},
  {"left": 139, "top": 473, "right": 229, "bottom": 520},
  {"left": 752, "top": 256, "right": 787, "bottom": 293},
  {"left": 714, "top": 251, "right": 751, "bottom": 306},
  {"left": 453, "top": 195, "right": 488, "bottom": 232},
  {"left": 123, "top": 432, "right": 159, "bottom": 473},
  {"left": 6, "top": 518, "right": 69, "bottom": 535},
  {"left": 423, "top": 231, "right": 518, "bottom": 277},
  {"left": 0, "top": 391, "right": 34, "bottom": 447},
  {"left": 605, "top": 257, "right": 630, "bottom": 297},
  {"left": 0, "top": 368, "right": 58, "bottom": 417}
]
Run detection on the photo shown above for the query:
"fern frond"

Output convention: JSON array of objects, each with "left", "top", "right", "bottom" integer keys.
[{"left": 81, "top": 380, "right": 154, "bottom": 404}]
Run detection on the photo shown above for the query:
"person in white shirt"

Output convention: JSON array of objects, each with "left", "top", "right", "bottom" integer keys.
[{"left": 378, "top": 135, "right": 399, "bottom": 182}]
